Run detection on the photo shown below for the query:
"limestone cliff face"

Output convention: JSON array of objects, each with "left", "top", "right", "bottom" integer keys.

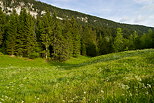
[
  {"left": 0, "top": 0, "right": 153, "bottom": 34},
  {"left": 0, "top": 0, "right": 39, "bottom": 18},
  {"left": 0, "top": 0, "right": 88, "bottom": 22}
]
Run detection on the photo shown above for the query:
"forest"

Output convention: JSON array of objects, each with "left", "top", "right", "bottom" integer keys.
[{"left": 0, "top": 7, "right": 154, "bottom": 61}]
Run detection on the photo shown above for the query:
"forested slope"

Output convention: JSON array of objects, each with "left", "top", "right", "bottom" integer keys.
[{"left": 0, "top": 0, "right": 154, "bottom": 61}]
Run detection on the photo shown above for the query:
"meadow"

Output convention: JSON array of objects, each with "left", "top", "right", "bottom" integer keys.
[{"left": 0, "top": 49, "right": 154, "bottom": 103}]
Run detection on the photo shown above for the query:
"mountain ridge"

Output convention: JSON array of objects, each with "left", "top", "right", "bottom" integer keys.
[{"left": 0, "top": 0, "right": 154, "bottom": 34}]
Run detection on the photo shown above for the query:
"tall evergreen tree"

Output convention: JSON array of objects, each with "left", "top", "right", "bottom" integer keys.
[
  {"left": 112, "top": 28, "right": 124, "bottom": 52},
  {"left": 52, "top": 16, "right": 65, "bottom": 61},
  {"left": 140, "top": 29, "right": 153, "bottom": 49},
  {"left": 81, "top": 26, "right": 98, "bottom": 56},
  {"left": 70, "top": 17, "right": 81, "bottom": 57},
  {"left": 98, "top": 34, "right": 113, "bottom": 55},
  {"left": 16, "top": 9, "right": 37, "bottom": 57},
  {"left": 62, "top": 19, "right": 73, "bottom": 59},
  {"left": 128, "top": 31, "right": 139, "bottom": 50},
  {"left": 0, "top": 8, "right": 6, "bottom": 49},
  {"left": 6, "top": 10, "right": 18, "bottom": 55},
  {"left": 38, "top": 11, "right": 53, "bottom": 59},
  {"left": 25, "top": 12, "right": 37, "bottom": 57}
]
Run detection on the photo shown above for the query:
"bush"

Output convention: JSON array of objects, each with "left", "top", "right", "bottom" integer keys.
[
  {"left": 0, "top": 52, "right": 3, "bottom": 55},
  {"left": 29, "top": 52, "right": 40, "bottom": 59}
]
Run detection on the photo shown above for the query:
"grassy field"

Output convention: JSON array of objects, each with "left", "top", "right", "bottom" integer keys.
[{"left": 0, "top": 49, "right": 154, "bottom": 103}]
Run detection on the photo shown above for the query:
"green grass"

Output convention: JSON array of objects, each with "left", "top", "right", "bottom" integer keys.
[{"left": 0, "top": 49, "right": 154, "bottom": 103}]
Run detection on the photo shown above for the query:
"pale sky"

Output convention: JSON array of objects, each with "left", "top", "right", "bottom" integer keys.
[{"left": 39, "top": 0, "right": 154, "bottom": 27}]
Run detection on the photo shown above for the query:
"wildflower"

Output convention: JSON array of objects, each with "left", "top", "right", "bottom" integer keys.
[
  {"left": 0, "top": 98, "right": 4, "bottom": 101},
  {"left": 101, "top": 90, "right": 104, "bottom": 93},
  {"left": 129, "top": 93, "right": 132, "bottom": 96},
  {"left": 147, "top": 84, "right": 151, "bottom": 88},
  {"left": 121, "top": 84, "right": 130, "bottom": 90},
  {"left": 135, "top": 76, "right": 141, "bottom": 81},
  {"left": 84, "top": 91, "right": 86, "bottom": 94}
]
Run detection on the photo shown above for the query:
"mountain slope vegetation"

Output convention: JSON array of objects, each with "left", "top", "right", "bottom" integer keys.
[
  {"left": 0, "top": 0, "right": 154, "bottom": 61},
  {"left": 0, "top": 49, "right": 154, "bottom": 102},
  {"left": 1, "top": 0, "right": 154, "bottom": 34}
]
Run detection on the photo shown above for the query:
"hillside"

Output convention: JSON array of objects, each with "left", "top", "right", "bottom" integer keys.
[
  {"left": 0, "top": 49, "right": 154, "bottom": 102},
  {"left": 0, "top": 0, "right": 154, "bottom": 35},
  {"left": 0, "top": 0, "right": 154, "bottom": 61}
]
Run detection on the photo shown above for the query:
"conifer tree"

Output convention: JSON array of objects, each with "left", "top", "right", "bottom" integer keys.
[
  {"left": 112, "top": 28, "right": 124, "bottom": 52},
  {"left": 52, "top": 13, "right": 70, "bottom": 61},
  {"left": 128, "top": 31, "right": 138, "bottom": 50},
  {"left": 52, "top": 19, "right": 63, "bottom": 61},
  {"left": 0, "top": 8, "right": 6, "bottom": 48},
  {"left": 70, "top": 17, "right": 81, "bottom": 57},
  {"left": 6, "top": 10, "right": 18, "bottom": 55},
  {"left": 26, "top": 13, "right": 37, "bottom": 57},
  {"left": 98, "top": 33, "right": 113, "bottom": 55},
  {"left": 140, "top": 29, "right": 153, "bottom": 49},
  {"left": 38, "top": 11, "right": 53, "bottom": 59},
  {"left": 62, "top": 19, "right": 73, "bottom": 59},
  {"left": 16, "top": 8, "right": 37, "bottom": 57},
  {"left": 81, "top": 26, "right": 98, "bottom": 56},
  {"left": 81, "top": 39, "right": 86, "bottom": 56}
]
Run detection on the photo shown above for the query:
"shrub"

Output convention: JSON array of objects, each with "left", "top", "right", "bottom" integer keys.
[
  {"left": 29, "top": 52, "right": 40, "bottom": 59},
  {"left": 0, "top": 52, "right": 3, "bottom": 55}
]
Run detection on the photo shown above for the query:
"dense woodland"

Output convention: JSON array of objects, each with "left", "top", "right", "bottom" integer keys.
[
  {"left": 0, "top": 8, "right": 154, "bottom": 61},
  {"left": 0, "top": 0, "right": 154, "bottom": 61}
]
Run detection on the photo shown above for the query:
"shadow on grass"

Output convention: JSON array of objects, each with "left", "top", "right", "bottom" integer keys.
[{"left": 48, "top": 49, "right": 154, "bottom": 70}]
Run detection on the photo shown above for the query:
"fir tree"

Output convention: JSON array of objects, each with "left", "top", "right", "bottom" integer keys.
[
  {"left": 112, "top": 28, "right": 124, "bottom": 52},
  {"left": 81, "top": 26, "right": 98, "bottom": 56},
  {"left": 0, "top": 8, "right": 6, "bottom": 48},
  {"left": 70, "top": 17, "right": 81, "bottom": 57},
  {"left": 16, "top": 8, "right": 37, "bottom": 57},
  {"left": 128, "top": 31, "right": 139, "bottom": 50},
  {"left": 140, "top": 29, "right": 153, "bottom": 49},
  {"left": 6, "top": 10, "right": 18, "bottom": 55},
  {"left": 52, "top": 13, "right": 68, "bottom": 61},
  {"left": 25, "top": 12, "right": 37, "bottom": 57},
  {"left": 38, "top": 11, "right": 53, "bottom": 59},
  {"left": 62, "top": 19, "right": 73, "bottom": 59}
]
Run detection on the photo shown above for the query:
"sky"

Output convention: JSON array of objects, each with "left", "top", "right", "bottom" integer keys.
[{"left": 39, "top": 0, "right": 154, "bottom": 27}]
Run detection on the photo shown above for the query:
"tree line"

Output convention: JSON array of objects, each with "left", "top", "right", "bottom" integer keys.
[{"left": 0, "top": 8, "right": 154, "bottom": 61}]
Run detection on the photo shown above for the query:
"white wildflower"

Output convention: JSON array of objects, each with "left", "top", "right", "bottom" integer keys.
[
  {"left": 129, "top": 93, "right": 132, "bottom": 96},
  {"left": 147, "top": 84, "right": 151, "bottom": 88},
  {"left": 101, "top": 90, "right": 104, "bottom": 93}
]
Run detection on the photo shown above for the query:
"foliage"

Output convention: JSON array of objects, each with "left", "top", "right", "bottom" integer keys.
[
  {"left": 113, "top": 28, "right": 125, "bottom": 52},
  {"left": 0, "top": 0, "right": 154, "bottom": 61},
  {"left": 0, "top": 8, "right": 6, "bottom": 47}
]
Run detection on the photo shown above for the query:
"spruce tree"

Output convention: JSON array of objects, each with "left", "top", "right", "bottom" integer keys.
[
  {"left": 16, "top": 8, "right": 37, "bottom": 57},
  {"left": 98, "top": 33, "right": 113, "bottom": 55},
  {"left": 6, "top": 10, "right": 18, "bottom": 55},
  {"left": 140, "top": 29, "right": 153, "bottom": 49},
  {"left": 25, "top": 12, "right": 37, "bottom": 57},
  {"left": 62, "top": 19, "right": 73, "bottom": 59},
  {"left": 70, "top": 17, "right": 81, "bottom": 57},
  {"left": 0, "top": 8, "right": 6, "bottom": 49},
  {"left": 81, "top": 26, "right": 98, "bottom": 56},
  {"left": 52, "top": 13, "right": 69, "bottom": 61},
  {"left": 112, "top": 28, "right": 124, "bottom": 52},
  {"left": 38, "top": 11, "right": 53, "bottom": 59},
  {"left": 128, "top": 31, "right": 138, "bottom": 50}
]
